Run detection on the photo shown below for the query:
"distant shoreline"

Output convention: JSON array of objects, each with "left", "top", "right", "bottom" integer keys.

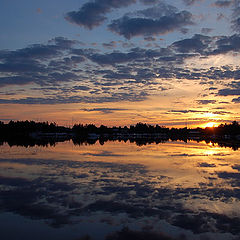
[{"left": 1, "top": 120, "right": 240, "bottom": 150}]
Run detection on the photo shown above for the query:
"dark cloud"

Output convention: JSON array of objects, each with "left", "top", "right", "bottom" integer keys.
[
  {"left": 168, "top": 109, "right": 213, "bottom": 114},
  {"left": 170, "top": 33, "right": 240, "bottom": 56},
  {"left": 108, "top": 11, "right": 194, "bottom": 39},
  {"left": 196, "top": 100, "right": 217, "bottom": 104},
  {"left": 0, "top": 176, "right": 32, "bottom": 187},
  {"left": 232, "top": 17, "right": 240, "bottom": 32},
  {"left": 0, "top": 61, "right": 45, "bottom": 73},
  {"left": 231, "top": 0, "right": 240, "bottom": 32},
  {"left": 217, "top": 171, "right": 240, "bottom": 186},
  {"left": 201, "top": 28, "right": 213, "bottom": 34},
  {"left": 49, "top": 37, "right": 79, "bottom": 49},
  {"left": 171, "top": 34, "right": 210, "bottom": 53},
  {"left": 180, "top": 28, "right": 189, "bottom": 34},
  {"left": 169, "top": 110, "right": 198, "bottom": 114},
  {"left": 87, "top": 47, "right": 171, "bottom": 65},
  {"left": 144, "top": 36, "right": 156, "bottom": 41},
  {"left": 0, "top": 37, "right": 79, "bottom": 76},
  {"left": 72, "top": 85, "right": 91, "bottom": 91},
  {"left": 212, "top": 110, "right": 232, "bottom": 115},
  {"left": 0, "top": 37, "right": 87, "bottom": 89},
  {"left": 82, "top": 108, "right": 126, "bottom": 114},
  {"left": 0, "top": 91, "right": 148, "bottom": 104},
  {"left": 49, "top": 56, "right": 85, "bottom": 69},
  {"left": 0, "top": 76, "right": 37, "bottom": 87},
  {"left": 1, "top": 32, "right": 240, "bottom": 105},
  {"left": 88, "top": 51, "right": 137, "bottom": 65},
  {"left": 232, "top": 96, "right": 240, "bottom": 102},
  {"left": 139, "top": 0, "right": 160, "bottom": 5},
  {"left": 198, "top": 162, "right": 216, "bottom": 167},
  {"left": 65, "top": 0, "right": 136, "bottom": 29},
  {"left": 212, "top": 34, "right": 240, "bottom": 54},
  {"left": 232, "top": 165, "right": 240, "bottom": 171},
  {"left": 82, "top": 150, "right": 124, "bottom": 157},
  {"left": 106, "top": 228, "right": 174, "bottom": 240},
  {"left": 182, "top": 0, "right": 203, "bottom": 5},
  {"left": 218, "top": 79, "right": 240, "bottom": 97},
  {"left": 212, "top": 1, "right": 233, "bottom": 7},
  {"left": 102, "top": 41, "right": 117, "bottom": 49},
  {"left": 218, "top": 89, "right": 240, "bottom": 96},
  {"left": 133, "top": 3, "right": 178, "bottom": 19},
  {"left": 0, "top": 37, "right": 77, "bottom": 63},
  {"left": 217, "top": 13, "right": 226, "bottom": 20}
]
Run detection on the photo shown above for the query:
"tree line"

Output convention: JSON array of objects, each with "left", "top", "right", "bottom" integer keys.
[{"left": 1, "top": 120, "right": 240, "bottom": 137}]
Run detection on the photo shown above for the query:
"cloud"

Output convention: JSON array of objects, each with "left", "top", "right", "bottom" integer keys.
[
  {"left": 0, "top": 91, "right": 149, "bottom": 104},
  {"left": 108, "top": 11, "right": 194, "bottom": 39},
  {"left": 0, "top": 61, "right": 45, "bottom": 73},
  {"left": 232, "top": 17, "right": 240, "bottom": 32},
  {"left": 88, "top": 51, "right": 138, "bottom": 65},
  {"left": 217, "top": 13, "right": 226, "bottom": 20},
  {"left": 0, "top": 37, "right": 77, "bottom": 63},
  {"left": 86, "top": 47, "right": 170, "bottom": 65},
  {"left": 82, "top": 150, "right": 124, "bottom": 157},
  {"left": 144, "top": 36, "right": 156, "bottom": 41},
  {"left": 196, "top": 100, "right": 217, "bottom": 104},
  {"left": 171, "top": 34, "right": 210, "bottom": 53},
  {"left": 212, "top": 34, "right": 240, "bottom": 54},
  {"left": 102, "top": 41, "right": 117, "bottom": 49},
  {"left": 49, "top": 37, "right": 79, "bottom": 49},
  {"left": 232, "top": 96, "right": 240, "bottom": 102},
  {"left": 182, "top": 0, "right": 203, "bottom": 5},
  {"left": 231, "top": 0, "right": 240, "bottom": 32},
  {"left": 1, "top": 32, "right": 240, "bottom": 106},
  {"left": 0, "top": 76, "right": 37, "bottom": 87},
  {"left": 169, "top": 109, "right": 210, "bottom": 114},
  {"left": 218, "top": 79, "right": 240, "bottom": 97},
  {"left": 0, "top": 37, "right": 79, "bottom": 76},
  {"left": 139, "top": 0, "right": 160, "bottom": 5},
  {"left": 217, "top": 171, "right": 240, "bottom": 182},
  {"left": 65, "top": 0, "right": 136, "bottom": 29},
  {"left": 198, "top": 162, "right": 216, "bottom": 167},
  {"left": 201, "top": 28, "right": 213, "bottom": 34},
  {"left": 133, "top": 3, "right": 178, "bottom": 19},
  {"left": 72, "top": 85, "right": 91, "bottom": 91},
  {"left": 0, "top": 37, "right": 171, "bottom": 104},
  {"left": 170, "top": 33, "right": 240, "bottom": 56},
  {"left": 169, "top": 109, "right": 231, "bottom": 116},
  {"left": 82, "top": 108, "right": 126, "bottom": 114},
  {"left": 218, "top": 89, "right": 240, "bottom": 96},
  {"left": 232, "top": 165, "right": 240, "bottom": 171},
  {"left": 0, "top": 37, "right": 84, "bottom": 88},
  {"left": 212, "top": 1, "right": 233, "bottom": 7}
]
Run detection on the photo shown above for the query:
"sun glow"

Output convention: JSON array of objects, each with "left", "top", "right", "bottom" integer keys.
[
  {"left": 203, "top": 112, "right": 216, "bottom": 118},
  {"left": 203, "top": 122, "right": 218, "bottom": 128}
]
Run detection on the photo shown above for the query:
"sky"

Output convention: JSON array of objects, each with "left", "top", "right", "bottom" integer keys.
[{"left": 0, "top": 0, "right": 240, "bottom": 128}]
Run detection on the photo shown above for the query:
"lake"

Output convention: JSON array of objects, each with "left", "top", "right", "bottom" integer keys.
[{"left": 0, "top": 140, "right": 240, "bottom": 240}]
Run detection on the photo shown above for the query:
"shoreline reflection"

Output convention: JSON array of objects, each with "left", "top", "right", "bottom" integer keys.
[{"left": 1, "top": 136, "right": 240, "bottom": 151}]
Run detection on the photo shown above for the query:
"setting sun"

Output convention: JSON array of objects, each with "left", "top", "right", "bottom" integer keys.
[{"left": 203, "top": 122, "right": 218, "bottom": 128}]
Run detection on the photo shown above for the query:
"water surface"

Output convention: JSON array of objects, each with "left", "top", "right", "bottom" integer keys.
[{"left": 0, "top": 140, "right": 240, "bottom": 240}]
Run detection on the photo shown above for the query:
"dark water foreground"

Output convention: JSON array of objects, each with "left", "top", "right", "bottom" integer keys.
[{"left": 0, "top": 140, "right": 240, "bottom": 240}]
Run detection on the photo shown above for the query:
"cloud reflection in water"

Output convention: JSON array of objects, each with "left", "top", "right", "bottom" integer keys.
[{"left": 0, "top": 140, "right": 240, "bottom": 240}]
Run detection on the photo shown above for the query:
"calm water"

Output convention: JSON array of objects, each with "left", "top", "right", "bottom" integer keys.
[{"left": 0, "top": 140, "right": 240, "bottom": 240}]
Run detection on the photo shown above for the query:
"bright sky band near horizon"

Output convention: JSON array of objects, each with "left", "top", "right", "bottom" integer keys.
[{"left": 0, "top": 0, "right": 240, "bottom": 128}]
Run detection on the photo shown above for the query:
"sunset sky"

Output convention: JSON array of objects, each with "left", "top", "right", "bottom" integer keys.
[{"left": 0, "top": 0, "right": 240, "bottom": 127}]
